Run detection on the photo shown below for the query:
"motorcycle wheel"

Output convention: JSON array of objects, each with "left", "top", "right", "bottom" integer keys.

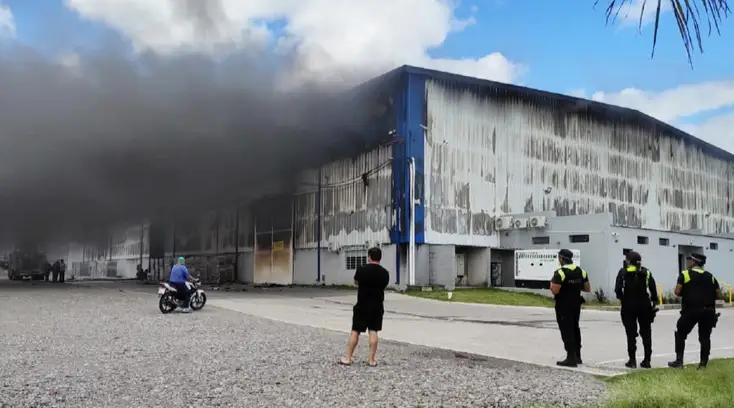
[
  {"left": 159, "top": 294, "right": 176, "bottom": 314},
  {"left": 191, "top": 292, "right": 207, "bottom": 311}
]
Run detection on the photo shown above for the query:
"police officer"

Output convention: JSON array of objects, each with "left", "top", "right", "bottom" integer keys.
[
  {"left": 614, "top": 251, "right": 658, "bottom": 369},
  {"left": 668, "top": 254, "right": 724, "bottom": 369},
  {"left": 550, "top": 249, "right": 591, "bottom": 367}
]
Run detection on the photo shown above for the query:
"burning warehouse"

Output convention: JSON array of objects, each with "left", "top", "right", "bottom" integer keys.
[{"left": 66, "top": 65, "right": 734, "bottom": 296}]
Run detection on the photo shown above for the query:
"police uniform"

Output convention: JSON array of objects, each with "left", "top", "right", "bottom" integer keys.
[
  {"left": 550, "top": 249, "right": 589, "bottom": 367},
  {"left": 668, "top": 254, "right": 721, "bottom": 369},
  {"left": 614, "top": 252, "right": 658, "bottom": 369}
]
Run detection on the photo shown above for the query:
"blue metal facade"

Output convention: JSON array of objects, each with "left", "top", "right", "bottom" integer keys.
[{"left": 391, "top": 69, "right": 427, "bottom": 245}]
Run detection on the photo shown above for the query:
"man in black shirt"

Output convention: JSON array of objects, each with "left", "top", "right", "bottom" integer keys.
[
  {"left": 339, "top": 247, "right": 390, "bottom": 367},
  {"left": 668, "top": 254, "right": 724, "bottom": 369},
  {"left": 550, "top": 249, "right": 591, "bottom": 368}
]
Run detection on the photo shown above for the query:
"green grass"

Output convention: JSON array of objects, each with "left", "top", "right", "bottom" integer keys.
[
  {"left": 598, "top": 358, "right": 734, "bottom": 408},
  {"left": 406, "top": 287, "right": 556, "bottom": 307},
  {"left": 523, "top": 359, "right": 734, "bottom": 408},
  {"left": 406, "top": 287, "right": 617, "bottom": 308}
]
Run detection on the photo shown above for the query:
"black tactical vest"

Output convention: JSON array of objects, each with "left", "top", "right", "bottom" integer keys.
[
  {"left": 621, "top": 265, "right": 651, "bottom": 304},
  {"left": 680, "top": 268, "right": 718, "bottom": 310}
]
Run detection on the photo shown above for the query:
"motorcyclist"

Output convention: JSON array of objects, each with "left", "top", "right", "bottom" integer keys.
[{"left": 169, "top": 257, "right": 192, "bottom": 313}]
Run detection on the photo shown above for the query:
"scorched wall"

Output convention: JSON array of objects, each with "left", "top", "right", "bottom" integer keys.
[
  {"left": 422, "top": 78, "right": 734, "bottom": 246},
  {"left": 293, "top": 144, "right": 394, "bottom": 250}
]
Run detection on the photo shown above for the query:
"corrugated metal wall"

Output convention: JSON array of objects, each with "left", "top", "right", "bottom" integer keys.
[
  {"left": 294, "top": 145, "right": 393, "bottom": 249},
  {"left": 424, "top": 79, "right": 734, "bottom": 245}
]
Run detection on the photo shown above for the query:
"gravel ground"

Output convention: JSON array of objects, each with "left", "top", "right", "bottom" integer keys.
[{"left": 0, "top": 281, "right": 606, "bottom": 407}]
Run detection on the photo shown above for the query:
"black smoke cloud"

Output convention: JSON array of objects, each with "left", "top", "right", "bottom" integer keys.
[{"left": 0, "top": 3, "right": 385, "bottom": 245}]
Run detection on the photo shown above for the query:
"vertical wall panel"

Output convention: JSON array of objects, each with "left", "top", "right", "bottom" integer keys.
[
  {"left": 424, "top": 79, "right": 734, "bottom": 246},
  {"left": 294, "top": 145, "right": 393, "bottom": 249}
]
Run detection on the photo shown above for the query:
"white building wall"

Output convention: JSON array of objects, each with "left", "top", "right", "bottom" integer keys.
[
  {"left": 423, "top": 80, "right": 734, "bottom": 246},
  {"left": 500, "top": 213, "right": 613, "bottom": 294},
  {"left": 608, "top": 227, "right": 734, "bottom": 298},
  {"left": 293, "top": 244, "right": 400, "bottom": 287},
  {"left": 293, "top": 145, "right": 393, "bottom": 251},
  {"left": 500, "top": 213, "right": 734, "bottom": 298}
]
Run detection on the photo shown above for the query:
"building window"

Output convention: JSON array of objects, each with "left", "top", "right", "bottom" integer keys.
[
  {"left": 710, "top": 243, "right": 719, "bottom": 250},
  {"left": 569, "top": 234, "right": 590, "bottom": 243},
  {"left": 659, "top": 238, "right": 670, "bottom": 246},
  {"left": 532, "top": 236, "right": 550, "bottom": 245},
  {"left": 622, "top": 248, "right": 632, "bottom": 255},
  {"left": 637, "top": 236, "right": 649, "bottom": 245},
  {"left": 346, "top": 255, "right": 367, "bottom": 270}
]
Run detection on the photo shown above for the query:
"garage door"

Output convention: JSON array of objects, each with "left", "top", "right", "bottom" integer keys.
[{"left": 253, "top": 196, "right": 293, "bottom": 285}]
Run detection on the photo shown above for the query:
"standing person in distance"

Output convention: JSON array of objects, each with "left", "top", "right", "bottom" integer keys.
[
  {"left": 51, "top": 259, "right": 60, "bottom": 283},
  {"left": 668, "top": 254, "right": 724, "bottom": 369},
  {"left": 550, "top": 249, "right": 591, "bottom": 367},
  {"left": 58, "top": 259, "right": 66, "bottom": 283},
  {"left": 340, "top": 247, "right": 390, "bottom": 367},
  {"left": 614, "top": 251, "right": 658, "bottom": 369}
]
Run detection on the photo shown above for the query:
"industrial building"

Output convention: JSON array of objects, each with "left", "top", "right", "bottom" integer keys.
[{"left": 66, "top": 65, "right": 734, "bottom": 297}]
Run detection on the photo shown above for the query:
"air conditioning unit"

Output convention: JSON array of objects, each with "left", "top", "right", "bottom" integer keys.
[
  {"left": 494, "top": 216, "right": 514, "bottom": 231},
  {"left": 513, "top": 218, "right": 528, "bottom": 229},
  {"left": 529, "top": 216, "right": 547, "bottom": 228},
  {"left": 327, "top": 242, "right": 340, "bottom": 252}
]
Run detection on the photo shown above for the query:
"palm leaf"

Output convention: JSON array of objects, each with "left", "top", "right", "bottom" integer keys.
[{"left": 596, "top": 0, "right": 731, "bottom": 65}]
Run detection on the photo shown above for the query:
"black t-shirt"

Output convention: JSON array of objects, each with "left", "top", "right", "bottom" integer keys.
[
  {"left": 354, "top": 263, "right": 390, "bottom": 309},
  {"left": 677, "top": 268, "right": 720, "bottom": 310}
]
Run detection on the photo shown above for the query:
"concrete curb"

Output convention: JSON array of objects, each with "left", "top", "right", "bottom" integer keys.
[{"left": 584, "top": 302, "right": 732, "bottom": 311}]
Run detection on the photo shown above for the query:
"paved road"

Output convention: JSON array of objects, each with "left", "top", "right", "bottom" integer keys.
[
  {"left": 72, "top": 280, "right": 734, "bottom": 376},
  {"left": 0, "top": 279, "right": 606, "bottom": 407}
]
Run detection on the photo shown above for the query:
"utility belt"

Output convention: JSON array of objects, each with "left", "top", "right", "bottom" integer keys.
[{"left": 681, "top": 306, "right": 720, "bottom": 327}]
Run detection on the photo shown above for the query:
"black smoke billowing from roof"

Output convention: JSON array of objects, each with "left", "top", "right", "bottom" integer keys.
[{"left": 0, "top": 6, "right": 386, "bottom": 245}]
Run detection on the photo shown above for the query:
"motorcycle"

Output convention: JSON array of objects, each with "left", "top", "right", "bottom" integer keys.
[{"left": 158, "top": 278, "right": 207, "bottom": 314}]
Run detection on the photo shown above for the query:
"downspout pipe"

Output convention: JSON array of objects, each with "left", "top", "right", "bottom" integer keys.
[
  {"left": 316, "top": 166, "right": 322, "bottom": 283},
  {"left": 408, "top": 157, "right": 416, "bottom": 287}
]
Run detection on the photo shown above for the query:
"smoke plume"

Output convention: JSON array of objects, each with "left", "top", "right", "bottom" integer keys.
[{"left": 0, "top": 1, "right": 385, "bottom": 245}]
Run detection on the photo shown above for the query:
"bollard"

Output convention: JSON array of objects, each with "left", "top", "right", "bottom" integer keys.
[{"left": 657, "top": 283, "right": 664, "bottom": 305}]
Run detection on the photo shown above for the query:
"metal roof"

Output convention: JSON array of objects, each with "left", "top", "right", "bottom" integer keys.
[{"left": 386, "top": 64, "right": 734, "bottom": 164}]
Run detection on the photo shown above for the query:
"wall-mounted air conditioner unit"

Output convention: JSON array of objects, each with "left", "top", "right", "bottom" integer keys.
[
  {"left": 495, "top": 216, "right": 514, "bottom": 231},
  {"left": 513, "top": 218, "right": 528, "bottom": 229},
  {"left": 529, "top": 216, "right": 547, "bottom": 228}
]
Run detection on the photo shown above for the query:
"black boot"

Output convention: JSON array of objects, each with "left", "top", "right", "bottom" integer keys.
[
  {"left": 625, "top": 342, "right": 637, "bottom": 368},
  {"left": 668, "top": 333, "right": 685, "bottom": 368},
  {"left": 699, "top": 340, "right": 710, "bottom": 370},
  {"left": 668, "top": 357, "right": 684, "bottom": 368},
  {"left": 575, "top": 349, "right": 583, "bottom": 365},
  {"left": 625, "top": 357, "right": 637, "bottom": 369},
  {"left": 641, "top": 340, "right": 652, "bottom": 368},
  {"left": 640, "top": 352, "right": 651, "bottom": 369},
  {"left": 557, "top": 353, "right": 578, "bottom": 368}
]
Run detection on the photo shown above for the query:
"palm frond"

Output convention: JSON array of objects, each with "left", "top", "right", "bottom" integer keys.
[{"left": 595, "top": 0, "right": 731, "bottom": 65}]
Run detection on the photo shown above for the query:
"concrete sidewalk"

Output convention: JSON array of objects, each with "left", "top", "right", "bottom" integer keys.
[
  {"left": 204, "top": 291, "right": 734, "bottom": 376},
  {"left": 72, "top": 281, "right": 734, "bottom": 376}
]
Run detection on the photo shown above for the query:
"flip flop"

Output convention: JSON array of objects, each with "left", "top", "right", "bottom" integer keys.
[
  {"left": 366, "top": 361, "right": 378, "bottom": 367},
  {"left": 338, "top": 359, "right": 353, "bottom": 366}
]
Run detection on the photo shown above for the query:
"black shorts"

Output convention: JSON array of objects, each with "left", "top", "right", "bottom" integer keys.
[{"left": 352, "top": 306, "right": 384, "bottom": 333}]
